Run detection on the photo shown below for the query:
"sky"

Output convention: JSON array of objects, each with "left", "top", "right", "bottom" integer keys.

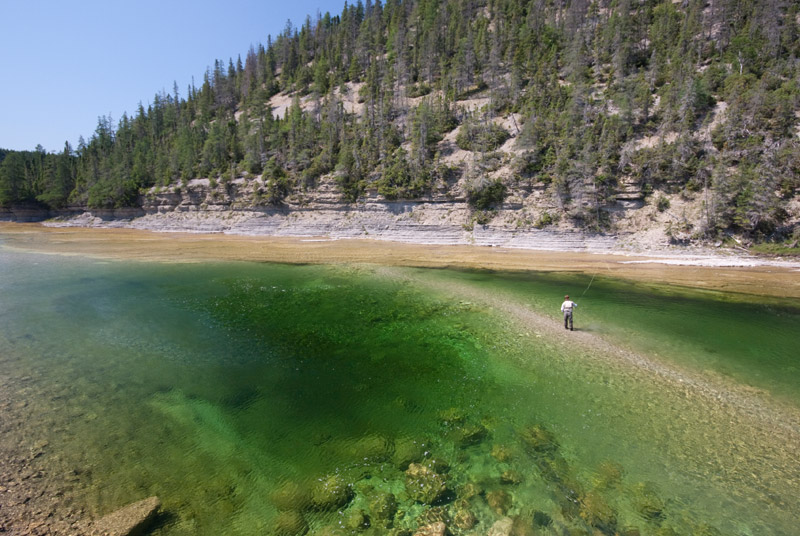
[{"left": 0, "top": 0, "right": 347, "bottom": 153}]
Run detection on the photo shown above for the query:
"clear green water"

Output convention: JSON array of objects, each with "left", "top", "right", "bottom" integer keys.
[{"left": 1, "top": 248, "right": 798, "bottom": 535}]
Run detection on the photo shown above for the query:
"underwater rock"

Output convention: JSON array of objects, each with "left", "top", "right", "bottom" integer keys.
[
  {"left": 630, "top": 482, "right": 665, "bottom": 522},
  {"left": 368, "top": 492, "right": 398, "bottom": 527},
  {"left": 416, "top": 506, "right": 449, "bottom": 526},
  {"left": 455, "top": 423, "right": 489, "bottom": 447},
  {"left": 311, "top": 474, "right": 354, "bottom": 511},
  {"left": 393, "top": 438, "right": 427, "bottom": 469},
  {"left": 405, "top": 463, "right": 447, "bottom": 505},
  {"left": 345, "top": 435, "right": 392, "bottom": 462},
  {"left": 89, "top": 496, "right": 161, "bottom": 536},
  {"left": 451, "top": 506, "right": 477, "bottom": 530},
  {"left": 270, "top": 480, "right": 312, "bottom": 511},
  {"left": 413, "top": 521, "right": 446, "bottom": 536},
  {"left": 532, "top": 510, "right": 552, "bottom": 527},
  {"left": 486, "top": 489, "right": 513, "bottom": 516},
  {"left": 487, "top": 517, "right": 514, "bottom": 536},
  {"left": 438, "top": 407, "right": 467, "bottom": 424},
  {"left": 592, "top": 461, "right": 624, "bottom": 489},
  {"left": 578, "top": 491, "right": 617, "bottom": 533},
  {"left": 519, "top": 424, "right": 559, "bottom": 455},
  {"left": 457, "top": 481, "right": 482, "bottom": 500},
  {"left": 509, "top": 515, "right": 537, "bottom": 536},
  {"left": 270, "top": 510, "right": 309, "bottom": 536},
  {"left": 491, "top": 444, "right": 513, "bottom": 463},
  {"left": 500, "top": 470, "right": 522, "bottom": 485},
  {"left": 345, "top": 509, "right": 371, "bottom": 531}
]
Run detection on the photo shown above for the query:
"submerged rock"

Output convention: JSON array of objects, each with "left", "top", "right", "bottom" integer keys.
[
  {"left": 270, "top": 480, "right": 312, "bottom": 511},
  {"left": 405, "top": 463, "right": 447, "bottom": 505},
  {"left": 393, "top": 437, "right": 427, "bottom": 470},
  {"left": 451, "top": 506, "right": 477, "bottom": 530},
  {"left": 487, "top": 517, "right": 514, "bottom": 536},
  {"left": 500, "top": 470, "right": 522, "bottom": 485},
  {"left": 630, "top": 482, "right": 666, "bottom": 522},
  {"left": 457, "top": 481, "right": 482, "bottom": 500},
  {"left": 368, "top": 492, "right": 398, "bottom": 527},
  {"left": 491, "top": 444, "right": 513, "bottom": 463},
  {"left": 345, "top": 509, "right": 371, "bottom": 531},
  {"left": 486, "top": 489, "right": 513, "bottom": 516},
  {"left": 592, "top": 460, "right": 624, "bottom": 489},
  {"left": 90, "top": 496, "right": 160, "bottom": 536},
  {"left": 519, "top": 424, "right": 559, "bottom": 455},
  {"left": 579, "top": 491, "right": 617, "bottom": 532},
  {"left": 416, "top": 506, "right": 449, "bottom": 526},
  {"left": 413, "top": 521, "right": 446, "bottom": 536},
  {"left": 311, "top": 474, "right": 354, "bottom": 511},
  {"left": 271, "top": 510, "right": 309, "bottom": 536},
  {"left": 455, "top": 423, "right": 489, "bottom": 447}
]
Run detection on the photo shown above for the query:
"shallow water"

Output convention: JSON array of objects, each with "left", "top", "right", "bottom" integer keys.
[{"left": 1, "top": 249, "right": 798, "bottom": 535}]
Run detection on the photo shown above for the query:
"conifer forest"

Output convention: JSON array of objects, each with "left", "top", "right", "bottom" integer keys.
[{"left": 1, "top": 0, "right": 799, "bottom": 243}]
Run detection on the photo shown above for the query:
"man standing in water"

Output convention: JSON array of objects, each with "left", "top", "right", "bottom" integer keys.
[{"left": 561, "top": 295, "right": 577, "bottom": 330}]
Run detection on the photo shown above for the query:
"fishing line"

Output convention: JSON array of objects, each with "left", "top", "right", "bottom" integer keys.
[{"left": 580, "top": 273, "right": 596, "bottom": 297}]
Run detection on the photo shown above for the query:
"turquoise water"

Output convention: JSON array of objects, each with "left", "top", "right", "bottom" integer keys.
[{"left": 1, "top": 247, "right": 798, "bottom": 535}]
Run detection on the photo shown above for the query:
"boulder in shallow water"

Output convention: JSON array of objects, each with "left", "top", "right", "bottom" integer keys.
[
  {"left": 270, "top": 480, "right": 312, "bottom": 511},
  {"left": 519, "top": 424, "right": 559, "bottom": 455},
  {"left": 311, "top": 474, "right": 354, "bottom": 511},
  {"left": 90, "top": 496, "right": 160, "bottom": 536},
  {"left": 413, "top": 521, "right": 446, "bottom": 536},
  {"left": 368, "top": 492, "right": 398, "bottom": 527},
  {"left": 487, "top": 517, "right": 514, "bottom": 536},
  {"left": 405, "top": 463, "right": 447, "bottom": 505},
  {"left": 271, "top": 510, "right": 309, "bottom": 536},
  {"left": 393, "top": 437, "right": 427, "bottom": 469},
  {"left": 578, "top": 491, "right": 617, "bottom": 532},
  {"left": 486, "top": 489, "right": 513, "bottom": 516}
]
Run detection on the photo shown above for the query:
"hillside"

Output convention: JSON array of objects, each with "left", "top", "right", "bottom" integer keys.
[{"left": 1, "top": 0, "right": 799, "bottom": 250}]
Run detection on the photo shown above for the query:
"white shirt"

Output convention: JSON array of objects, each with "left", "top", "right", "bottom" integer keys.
[{"left": 561, "top": 300, "right": 577, "bottom": 312}]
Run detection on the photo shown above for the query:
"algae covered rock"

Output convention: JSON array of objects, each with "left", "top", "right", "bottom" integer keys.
[
  {"left": 271, "top": 510, "right": 309, "bottom": 536},
  {"left": 500, "top": 469, "right": 522, "bottom": 485},
  {"left": 457, "top": 481, "right": 482, "bottom": 500},
  {"left": 311, "top": 474, "right": 354, "bottom": 511},
  {"left": 491, "top": 444, "right": 513, "bottom": 463},
  {"left": 345, "top": 435, "right": 392, "bottom": 462},
  {"left": 630, "top": 482, "right": 666, "bottom": 522},
  {"left": 393, "top": 437, "right": 427, "bottom": 469},
  {"left": 520, "top": 424, "right": 559, "bottom": 454},
  {"left": 413, "top": 521, "right": 446, "bottom": 536},
  {"left": 405, "top": 463, "right": 447, "bottom": 504},
  {"left": 578, "top": 491, "right": 617, "bottom": 532},
  {"left": 486, "top": 489, "right": 513, "bottom": 515},
  {"left": 455, "top": 422, "right": 489, "bottom": 447},
  {"left": 592, "top": 460, "right": 624, "bottom": 489},
  {"left": 344, "top": 509, "right": 371, "bottom": 531},
  {"left": 270, "top": 480, "right": 312, "bottom": 511},
  {"left": 368, "top": 492, "right": 398, "bottom": 527},
  {"left": 451, "top": 506, "right": 477, "bottom": 530}
]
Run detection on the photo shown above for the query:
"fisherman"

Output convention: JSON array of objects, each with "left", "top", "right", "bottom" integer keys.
[{"left": 561, "top": 294, "right": 577, "bottom": 331}]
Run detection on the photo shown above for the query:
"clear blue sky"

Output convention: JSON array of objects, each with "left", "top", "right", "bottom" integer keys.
[{"left": 0, "top": 0, "right": 346, "bottom": 153}]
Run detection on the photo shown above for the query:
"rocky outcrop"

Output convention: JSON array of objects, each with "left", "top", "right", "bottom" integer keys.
[{"left": 42, "top": 177, "right": 622, "bottom": 252}]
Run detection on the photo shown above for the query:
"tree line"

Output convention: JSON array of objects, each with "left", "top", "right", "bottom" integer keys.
[{"left": 2, "top": 0, "right": 798, "bottom": 240}]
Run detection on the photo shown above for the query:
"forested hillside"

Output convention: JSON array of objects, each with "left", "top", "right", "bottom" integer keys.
[{"left": 2, "top": 0, "right": 799, "bottom": 245}]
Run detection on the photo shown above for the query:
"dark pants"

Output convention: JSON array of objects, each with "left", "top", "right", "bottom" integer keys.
[{"left": 564, "top": 310, "right": 573, "bottom": 330}]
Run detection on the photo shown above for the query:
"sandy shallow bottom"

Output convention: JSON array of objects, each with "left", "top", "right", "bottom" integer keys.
[
  {"left": 1, "top": 223, "right": 799, "bottom": 299},
  {"left": 1, "top": 223, "right": 799, "bottom": 535}
]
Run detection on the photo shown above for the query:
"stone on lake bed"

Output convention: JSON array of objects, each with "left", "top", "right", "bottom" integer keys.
[
  {"left": 311, "top": 474, "right": 354, "bottom": 511},
  {"left": 393, "top": 437, "right": 427, "bottom": 469},
  {"left": 89, "top": 496, "right": 160, "bottom": 536},
  {"left": 486, "top": 517, "right": 514, "bottom": 536},
  {"left": 270, "top": 480, "right": 312, "bottom": 511},
  {"left": 271, "top": 510, "right": 309, "bottom": 536},
  {"left": 413, "top": 521, "right": 446, "bottom": 536},
  {"left": 486, "top": 489, "right": 512, "bottom": 515},
  {"left": 405, "top": 463, "right": 447, "bottom": 505}
]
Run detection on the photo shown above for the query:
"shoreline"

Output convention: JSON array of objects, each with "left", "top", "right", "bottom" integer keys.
[{"left": 2, "top": 222, "right": 799, "bottom": 299}]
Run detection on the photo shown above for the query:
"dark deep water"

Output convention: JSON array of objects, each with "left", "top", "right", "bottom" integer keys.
[{"left": 1, "top": 248, "right": 798, "bottom": 535}]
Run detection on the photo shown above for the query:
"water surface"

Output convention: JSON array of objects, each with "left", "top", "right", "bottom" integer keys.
[{"left": 1, "top": 248, "right": 798, "bottom": 535}]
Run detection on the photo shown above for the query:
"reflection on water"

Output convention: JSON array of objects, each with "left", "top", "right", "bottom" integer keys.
[{"left": 0, "top": 250, "right": 798, "bottom": 535}]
